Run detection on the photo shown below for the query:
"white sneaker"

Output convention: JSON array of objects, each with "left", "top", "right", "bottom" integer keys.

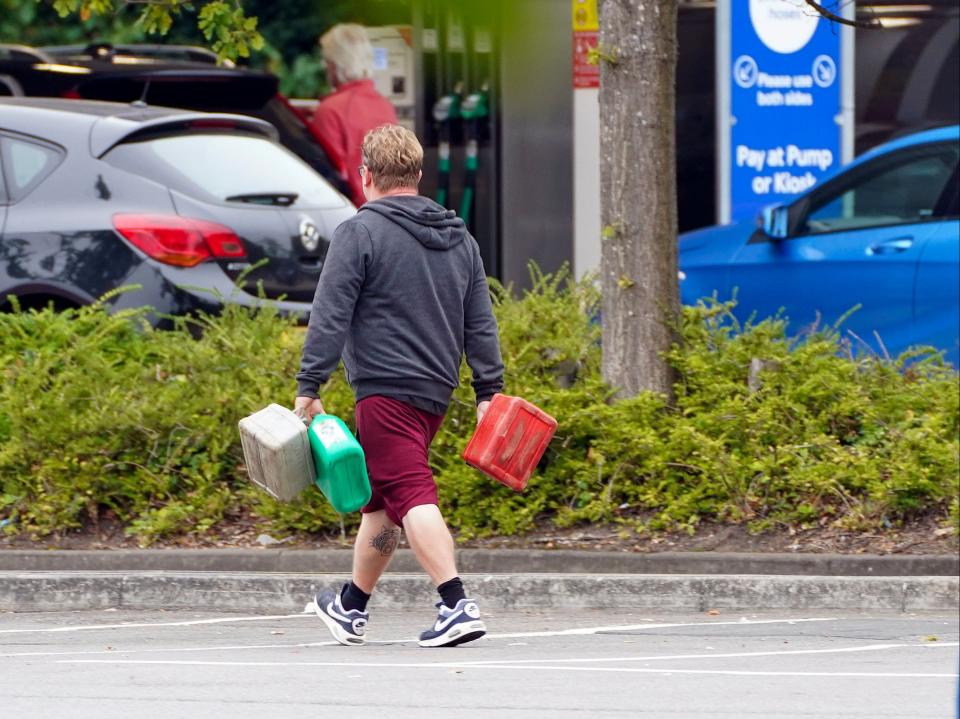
[
  {"left": 418, "top": 598, "right": 486, "bottom": 647},
  {"left": 314, "top": 585, "right": 368, "bottom": 646}
]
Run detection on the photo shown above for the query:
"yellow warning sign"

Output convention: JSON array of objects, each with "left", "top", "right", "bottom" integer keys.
[{"left": 572, "top": 0, "right": 598, "bottom": 32}]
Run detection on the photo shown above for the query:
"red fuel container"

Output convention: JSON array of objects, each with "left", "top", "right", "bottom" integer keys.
[{"left": 463, "top": 394, "right": 558, "bottom": 492}]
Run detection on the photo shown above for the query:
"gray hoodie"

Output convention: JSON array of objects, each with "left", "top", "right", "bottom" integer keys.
[{"left": 296, "top": 195, "right": 504, "bottom": 412}]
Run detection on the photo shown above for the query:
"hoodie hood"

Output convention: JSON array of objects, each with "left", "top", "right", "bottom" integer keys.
[{"left": 360, "top": 195, "right": 467, "bottom": 250}]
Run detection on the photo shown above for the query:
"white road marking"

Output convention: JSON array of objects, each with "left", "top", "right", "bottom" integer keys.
[
  {"left": 460, "top": 666, "right": 960, "bottom": 678},
  {"left": 482, "top": 616, "right": 839, "bottom": 639},
  {"left": 0, "top": 613, "right": 308, "bottom": 635},
  {"left": 12, "top": 638, "right": 955, "bottom": 662},
  {"left": 53, "top": 657, "right": 959, "bottom": 679},
  {"left": 0, "top": 641, "right": 339, "bottom": 659},
  {"left": 52, "top": 641, "right": 959, "bottom": 674},
  {"left": 431, "top": 642, "right": 960, "bottom": 666},
  {"left": 0, "top": 614, "right": 836, "bottom": 638},
  {"left": 5, "top": 615, "right": 954, "bottom": 668}
]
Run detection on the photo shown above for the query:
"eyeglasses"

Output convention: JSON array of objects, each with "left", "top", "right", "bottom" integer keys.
[{"left": 357, "top": 165, "right": 365, "bottom": 177}]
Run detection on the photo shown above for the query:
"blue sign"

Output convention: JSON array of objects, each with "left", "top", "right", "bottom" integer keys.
[{"left": 726, "top": 0, "right": 846, "bottom": 222}]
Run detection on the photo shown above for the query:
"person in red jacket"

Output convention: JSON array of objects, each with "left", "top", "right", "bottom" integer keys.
[{"left": 310, "top": 24, "right": 398, "bottom": 208}]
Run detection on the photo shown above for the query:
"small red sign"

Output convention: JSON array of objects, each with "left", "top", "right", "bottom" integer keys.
[{"left": 573, "top": 30, "right": 599, "bottom": 89}]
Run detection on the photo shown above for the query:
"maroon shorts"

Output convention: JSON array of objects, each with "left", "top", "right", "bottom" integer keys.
[{"left": 355, "top": 395, "right": 446, "bottom": 526}]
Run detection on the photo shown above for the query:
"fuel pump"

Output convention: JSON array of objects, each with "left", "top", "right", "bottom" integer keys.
[
  {"left": 458, "top": 84, "right": 488, "bottom": 228},
  {"left": 415, "top": 4, "right": 499, "bottom": 276},
  {"left": 432, "top": 85, "right": 462, "bottom": 208}
]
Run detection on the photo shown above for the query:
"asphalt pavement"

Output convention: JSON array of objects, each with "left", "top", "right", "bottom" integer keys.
[
  {"left": 1, "top": 608, "right": 957, "bottom": 718},
  {"left": 2, "top": 548, "right": 956, "bottom": 716}
]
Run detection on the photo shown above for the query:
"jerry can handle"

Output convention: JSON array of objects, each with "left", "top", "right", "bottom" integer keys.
[{"left": 293, "top": 407, "right": 310, "bottom": 426}]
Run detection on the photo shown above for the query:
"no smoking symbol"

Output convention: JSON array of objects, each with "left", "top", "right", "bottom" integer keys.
[{"left": 812, "top": 55, "right": 836, "bottom": 88}]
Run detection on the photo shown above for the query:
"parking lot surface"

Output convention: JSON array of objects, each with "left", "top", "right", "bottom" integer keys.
[{"left": 1, "top": 607, "right": 957, "bottom": 718}]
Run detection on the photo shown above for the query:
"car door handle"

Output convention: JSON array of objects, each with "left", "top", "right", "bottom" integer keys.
[{"left": 867, "top": 237, "right": 913, "bottom": 255}]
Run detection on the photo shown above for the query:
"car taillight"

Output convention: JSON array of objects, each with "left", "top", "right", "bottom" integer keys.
[{"left": 113, "top": 214, "right": 246, "bottom": 267}]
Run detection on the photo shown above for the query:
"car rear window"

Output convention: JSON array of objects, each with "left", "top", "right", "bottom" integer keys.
[
  {"left": 103, "top": 132, "right": 347, "bottom": 209},
  {"left": 0, "top": 135, "right": 64, "bottom": 202}
]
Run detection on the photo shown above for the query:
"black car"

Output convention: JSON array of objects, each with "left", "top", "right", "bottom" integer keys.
[
  {"left": 0, "top": 97, "right": 354, "bottom": 319},
  {"left": 0, "top": 43, "right": 346, "bottom": 195}
]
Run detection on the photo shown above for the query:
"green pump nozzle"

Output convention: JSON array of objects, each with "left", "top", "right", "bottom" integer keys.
[
  {"left": 432, "top": 92, "right": 462, "bottom": 124},
  {"left": 459, "top": 90, "right": 488, "bottom": 123},
  {"left": 432, "top": 84, "right": 463, "bottom": 208},
  {"left": 459, "top": 85, "right": 489, "bottom": 225}
]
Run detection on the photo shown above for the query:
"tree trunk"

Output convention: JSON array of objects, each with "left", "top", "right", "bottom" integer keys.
[{"left": 598, "top": 0, "right": 679, "bottom": 398}]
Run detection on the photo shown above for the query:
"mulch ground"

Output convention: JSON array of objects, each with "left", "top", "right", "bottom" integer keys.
[{"left": 2, "top": 509, "right": 956, "bottom": 555}]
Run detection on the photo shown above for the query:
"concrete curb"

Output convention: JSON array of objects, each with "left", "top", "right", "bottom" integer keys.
[
  {"left": 1, "top": 549, "right": 957, "bottom": 576},
  {"left": 1, "top": 571, "right": 956, "bottom": 613}
]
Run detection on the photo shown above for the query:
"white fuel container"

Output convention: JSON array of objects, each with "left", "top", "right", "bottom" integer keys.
[{"left": 238, "top": 404, "right": 316, "bottom": 501}]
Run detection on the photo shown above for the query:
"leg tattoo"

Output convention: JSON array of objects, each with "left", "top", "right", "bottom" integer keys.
[{"left": 369, "top": 525, "right": 400, "bottom": 557}]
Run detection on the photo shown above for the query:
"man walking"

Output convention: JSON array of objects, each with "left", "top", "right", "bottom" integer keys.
[{"left": 295, "top": 124, "right": 503, "bottom": 648}]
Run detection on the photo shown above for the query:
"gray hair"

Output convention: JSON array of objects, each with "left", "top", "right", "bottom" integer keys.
[{"left": 319, "top": 24, "right": 373, "bottom": 84}]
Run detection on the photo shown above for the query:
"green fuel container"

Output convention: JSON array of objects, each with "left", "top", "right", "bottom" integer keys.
[{"left": 307, "top": 414, "right": 371, "bottom": 514}]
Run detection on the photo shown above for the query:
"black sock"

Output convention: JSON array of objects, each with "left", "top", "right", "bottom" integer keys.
[
  {"left": 437, "top": 576, "right": 466, "bottom": 609},
  {"left": 340, "top": 582, "right": 371, "bottom": 613}
]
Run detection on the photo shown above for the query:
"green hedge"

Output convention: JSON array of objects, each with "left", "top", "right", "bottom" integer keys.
[{"left": 1, "top": 270, "right": 957, "bottom": 544}]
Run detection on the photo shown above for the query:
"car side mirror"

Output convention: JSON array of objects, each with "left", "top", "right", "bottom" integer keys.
[{"left": 758, "top": 204, "right": 789, "bottom": 240}]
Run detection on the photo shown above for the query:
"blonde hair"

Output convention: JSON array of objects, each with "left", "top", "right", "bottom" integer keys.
[
  {"left": 319, "top": 24, "right": 373, "bottom": 83},
  {"left": 361, "top": 124, "right": 423, "bottom": 191}
]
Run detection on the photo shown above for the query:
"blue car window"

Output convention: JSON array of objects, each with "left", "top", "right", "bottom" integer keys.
[
  {"left": 938, "top": 166, "right": 960, "bottom": 217},
  {"left": 801, "top": 142, "right": 959, "bottom": 235}
]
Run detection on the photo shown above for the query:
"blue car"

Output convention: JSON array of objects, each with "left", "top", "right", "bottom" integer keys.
[{"left": 679, "top": 126, "right": 960, "bottom": 366}]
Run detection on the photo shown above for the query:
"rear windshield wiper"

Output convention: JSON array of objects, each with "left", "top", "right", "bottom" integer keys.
[{"left": 225, "top": 192, "right": 298, "bottom": 207}]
